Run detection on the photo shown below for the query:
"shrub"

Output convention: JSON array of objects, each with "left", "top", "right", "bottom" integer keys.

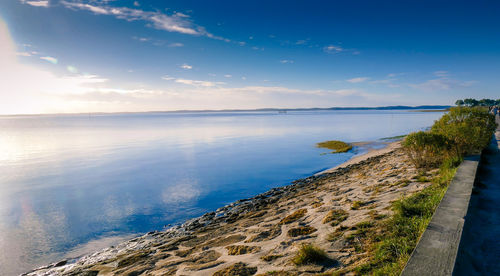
[
  {"left": 292, "top": 244, "right": 328, "bottom": 265},
  {"left": 431, "top": 107, "right": 496, "bottom": 155},
  {"left": 402, "top": 131, "right": 453, "bottom": 170}
]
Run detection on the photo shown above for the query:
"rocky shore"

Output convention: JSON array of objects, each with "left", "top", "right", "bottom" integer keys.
[{"left": 26, "top": 141, "right": 434, "bottom": 276}]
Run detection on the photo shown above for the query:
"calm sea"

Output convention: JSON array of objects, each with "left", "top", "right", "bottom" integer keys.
[{"left": 0, "top": 110, "right": 443, "bottom": 275}]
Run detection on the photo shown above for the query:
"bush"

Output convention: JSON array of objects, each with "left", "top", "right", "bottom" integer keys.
[
  {"left": 402, "top": 131, "right": 453, "bottom": 170},
  {"left": 292, "top": 244, "right": 328, "bottom": 265},
  {"left": 431, "top": 107, "right": 496, "bottom": 155}
]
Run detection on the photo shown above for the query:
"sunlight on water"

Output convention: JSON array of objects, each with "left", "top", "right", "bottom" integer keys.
[{"left": 0, "top": 110, "right": 443, "bottom": 275}]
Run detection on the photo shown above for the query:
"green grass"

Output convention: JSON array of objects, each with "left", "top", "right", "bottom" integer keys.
[
  {"left": 381, "top": 134, "right": 407, "bottom": 140},
  {"left": 316, "top": 140, "right": 353, "bottom": 153},
  {"left": 292, "top": 244, "right": 329, "bottom": 265},
  {"left": 351, "top": 200, "right": 367, "bottom": 210},
  {"left": 353, "top": 163, "right": 457, "bottom": 275}
]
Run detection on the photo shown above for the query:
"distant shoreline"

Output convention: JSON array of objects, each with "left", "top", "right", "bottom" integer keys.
[{"left": 0, "top": 105, "right": 451, "bottom": 117}]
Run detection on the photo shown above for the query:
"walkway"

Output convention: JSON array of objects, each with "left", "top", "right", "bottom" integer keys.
[{"left": 454, "top": 115, "right": 500, "bottom": 275}]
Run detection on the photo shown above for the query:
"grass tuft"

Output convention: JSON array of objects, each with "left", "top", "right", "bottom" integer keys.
[
  {"left": 322, "top": 209, "right": 349, "bottom": 226},
  {"left": 292, "top": 244, "right": 329, "bottom": 265},
  {"left": 278, "top": 209, "right": 307, "bottom": 225}
]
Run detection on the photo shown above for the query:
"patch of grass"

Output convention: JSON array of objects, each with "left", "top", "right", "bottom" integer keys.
[
  {"left": 353, "top": 163, "right": 456, "bottom": 275},
  {"left": 260, "top": 254, "right": 283, "bottom": 262},
  {"left": 316, "top": 140, "right": 353, "bottom": 153},
  {"left": 416, "top": 176, "right": 430, "bottom": 183},
  {"left": 278, "top": 209, "right": 307, "bottom": 225},
  {"left": 226, "top": 245, "right": 260, "bottom": 255},
  {"left": 288, "top": 226, "right": 317, "bottom": 237},
  {"left": 322, "top": 209, "right": 349, "bottom": 226},
  {"left": 351, "top": 200, "right": 367, "bottom": 210},
  {"left": 292, "top": 244, "right": 329, "bottom": 266},
  {"left": 213, "top": 262, "right": 257, "bottom": 276},
  {"left": 381, "top": 134, "right": 407, "bottom": 140},
  {"left": 346, "top": 221, "right": 376, "bottom": 252}
]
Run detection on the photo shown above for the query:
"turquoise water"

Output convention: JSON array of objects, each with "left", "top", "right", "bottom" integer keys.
[{"left": 0, "top": 110, "right": 443, "bottom": 275}]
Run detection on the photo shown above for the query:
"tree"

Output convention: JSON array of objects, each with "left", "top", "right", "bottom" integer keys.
[
  {"left": 463, "top": 98, "right": 479, "bottom": 107},
  {"left": 455, "top": 99, "right": 464, "bottom": 106}
]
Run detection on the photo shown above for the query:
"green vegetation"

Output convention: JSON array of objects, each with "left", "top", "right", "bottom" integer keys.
[
  {"left": 351, "top": 200, "right": 368, "bottom": 210},
  {"left": 351, "top": 106, "right": 496, "bottom": 275},
  {"left": 381, "top": 134, "right": 407, "bottom": 140},
  {"left": 292, "top": 244, "right": 329, "bottom": 265},
  {"left": 353, "top": 177, "right": 451, "bottom": 275},
  {"left": 213, "top": 262, "right": 257, "bottom": 276},
  {"left": 455, "top": 98, "right": 500, "bottom": 107},
  {"left": 322, "top": 209, "right": 349, "bottom": 226},
  {"left": 432, "top": 107, "right": 497, "bottom": 155},
  {"left": 316, "top": 140, "right": 353, "bottom": 153},
  {"left": 403, "top": 107, "right": 496, "bottom": 170},
  {"left": 288, "top": 226, "right": 317, "bottom": 237},
  {"left": 278, "top": 209, "right": 307, "bottom": 225},
  {"left": 402, "top": 132, "right": 453, "bottom": 170}
]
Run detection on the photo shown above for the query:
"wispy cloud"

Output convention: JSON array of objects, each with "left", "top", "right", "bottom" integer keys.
[
  {"left": 175, "top": 79, "right": 225, "bottom": 87},
  {"left": 224, "top": 74, "right": 232, "bottom": 78},
  {"left": 16, "top": 52, "right": 32, "bottom": 57},
  {"left": 40, "top": 56, "right": 58, "bottom": 64},
  {"left": 323, "top": 45, "right": 343, "bottom": 53},
  {"left": 347, "top": 77, "right": 369, "bottom": 83},
  {"left": 409, "top": 74, "right": 475, "bottom": 92},
  {"left": 169, "top": 42, "right": 184, "bottom": 47},
  {"left": 280, "top": 59, "right": 294, "bottom": 64},
  {"left": 180, "top": 64, "right": 192, "bottom": 70},
  {"left": 20, "top": 0, "right": 49, "bottom": 7},
  {"left": 162, "top": 75, "right": 225, "bottom": 87},
  {"left": 59, "top": 1, "right": 226, "bottom": 40}
]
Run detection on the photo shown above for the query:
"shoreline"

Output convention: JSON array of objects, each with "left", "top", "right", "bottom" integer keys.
[{"left": 26, "top": 140, "right": 414, "bottom": 276}]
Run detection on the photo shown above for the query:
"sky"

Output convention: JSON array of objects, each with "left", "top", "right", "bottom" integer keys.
[{"left": 0, "top": 0, "right": 499, "bottom": 114}]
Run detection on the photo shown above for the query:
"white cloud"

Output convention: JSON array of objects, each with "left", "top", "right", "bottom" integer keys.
[
  {"left": 133, "top": 1, "right": 140, "bottom": 7},
  {"left": 162, "top": 75, "right": 225, "bottom": 87},
  {"left": 347, "top": 77, "right": 369, "bottom": 83},
  {"left": 280, "top": 59, "right": 294, "bottom": 64},
  {"left": 40, "top": 56, "right": 58, "bottom": 64},
  {"left": 180, "top": 64, "right": 192, "bottom": 70},
  {"left": 132, "top": 36, "right": 150, "bottom": 42},
  {"left": 59, "top": 1, "right": 225, "bottom": 39},
  {"left": 162, "top": 75, "right": 175, "bottom": 81},
  {"left": 20, "top": 0, "right": 49, "bottom": 7},
  {"left": 16, "top": 52, "right": 32, "bottom": 57},
  {"left": 169, "top": 42, "right": 184, "bottom": 47},
  {"left": 224, "top": 74, "right": 232, "bottom": 78},
  {"left": 175, "top": 79, "right": 225, "bottom": 87},
  {"left": 409, "top": 76, "right": 475, "bottom": 92},
  {"left": 324, "top": 45, "right": 343, "bottom": 53}
]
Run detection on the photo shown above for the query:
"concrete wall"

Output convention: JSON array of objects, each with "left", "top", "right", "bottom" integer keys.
[{"left": 401, "top": 155, "right": 480, "bottom": 276}]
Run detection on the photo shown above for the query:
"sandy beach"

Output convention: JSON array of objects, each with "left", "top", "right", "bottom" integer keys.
[{"left": 26, "top": 141, "right": 436, "bottom": 275}]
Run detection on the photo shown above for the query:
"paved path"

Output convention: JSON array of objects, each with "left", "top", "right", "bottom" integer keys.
[{"left": 454, "top": 115, "right": 500, "bottom": 275}]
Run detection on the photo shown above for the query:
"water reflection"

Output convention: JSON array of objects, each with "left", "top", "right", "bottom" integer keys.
[{"left": 0, "top": 110, "right": 443, "bottom": 275}]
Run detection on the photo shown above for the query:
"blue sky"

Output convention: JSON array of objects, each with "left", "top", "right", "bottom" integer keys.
[{"left": 0, "top": 0, "right": 499, "bottom": 114}]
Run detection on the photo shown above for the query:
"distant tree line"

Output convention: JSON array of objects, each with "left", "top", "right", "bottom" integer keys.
[{"left": 455, "top": 98, "right": 500, "bottom": 107}]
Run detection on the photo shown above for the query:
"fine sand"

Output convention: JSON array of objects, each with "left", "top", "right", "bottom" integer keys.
[{"left": 27, "top": 141, "right": 436, "bottom": 276}]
